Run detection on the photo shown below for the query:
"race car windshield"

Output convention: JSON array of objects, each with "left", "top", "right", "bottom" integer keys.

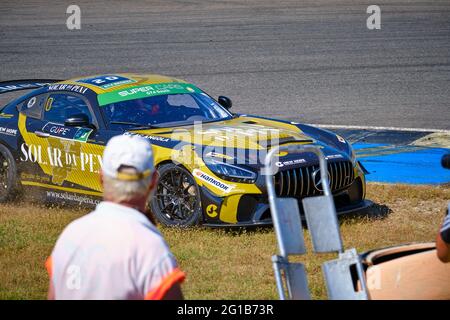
[{"left": 103, "top": 93, "right": 233, "bottom": 130}]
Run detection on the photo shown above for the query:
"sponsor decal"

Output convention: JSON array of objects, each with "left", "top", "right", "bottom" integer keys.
[
  {"left": 40, "top": 123, "right": 92, "bottom": 142},
  {"left": 43, "top": 123, "right": 76, "bottom": 139},
  {"left": 0, "top": 127, "right": 17, "bottom": 137},
  {"left": 325, "top": 154, "right": 344, "bottom": 160},
  {"left": 124, "top": 131, "right": 170, "bottom": 143},
  {"left": 77, "top": 75, "right": 136, "bottom": 89},
  {"left": 49, "top": 125, "right": 70, "bottom": 136},
  {"left": 97, "top": 82, "right": 202, "bottom": 106},
  {"left": 20, "top": 143, "right": 103, "bottom": 174},
  {"left": 46, "top": 190, "right": 100, "bottom": 205},
  {"left": 206, "top": 204, "right": 218, "bottom": 218},
  {"left": 0, "top": 82, "right": 52, "bottom": 94},
  {"left": 117, "top": 83, "right": 193, "bottom": 97},
  {"left": 74, "top": 128, "right": 93, "bottom": 142},
  {"left": 193, "top": 169, "right": 233, "bottom": 193},
  {"left": 47, "top": 83, "right": 89, "bottom": 94},
  {"left": 21, "top": 172, "right": 51, "bottom": 183},
  {"left": 274, "top": 154, "right": 343, "bottom": 168},
  {"left": 275, "top": 158, "right": 306, "bottom": 167},
  {"left": 197, "top": 125, "right": 280, "bottom": 140}
]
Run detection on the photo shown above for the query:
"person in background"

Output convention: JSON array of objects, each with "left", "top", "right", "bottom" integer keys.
[{"left": 46, "top": 135, "right": 185, "bottom": 299}]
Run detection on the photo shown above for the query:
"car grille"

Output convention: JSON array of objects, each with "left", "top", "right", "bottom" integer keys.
[{"left": 274, "top": 160, "right": 355, "bottom": 198}]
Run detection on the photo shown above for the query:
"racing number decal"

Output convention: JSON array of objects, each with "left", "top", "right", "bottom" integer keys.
[
  {"left": 77, "top": 75, "right": 136, "bottom": 89},
  {"left": 45, "top": 97, "right": 53, "bottom": 111},
  {"left": 206, "top": 204, "right": 218, "bottom": 218},
  {"left": 90, "top": 76, "right": 120, "bottom": 85}
]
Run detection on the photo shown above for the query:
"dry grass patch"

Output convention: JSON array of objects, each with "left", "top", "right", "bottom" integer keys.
[{"left": 0, "top": 183, "right": 448, "bottom": 299}]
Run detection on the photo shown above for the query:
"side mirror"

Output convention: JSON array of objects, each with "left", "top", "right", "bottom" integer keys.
[
  {"left": 218, "top": 96, "right": 232, "bottom": 109},
  {"left": 64, "top": 113, "right": 90, "bottom": 127},
  {"left": 442, "top": 154, "right": 450, "bottom": 169}
]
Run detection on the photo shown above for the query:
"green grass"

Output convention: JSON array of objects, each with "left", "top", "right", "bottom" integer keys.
[{"left": 0, "top": 183, "right": 448, "bottom": 300}]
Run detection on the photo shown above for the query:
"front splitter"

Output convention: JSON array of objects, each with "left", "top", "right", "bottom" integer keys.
[{"left": 203, "top": 199, "right": 374, "bottom": 228}]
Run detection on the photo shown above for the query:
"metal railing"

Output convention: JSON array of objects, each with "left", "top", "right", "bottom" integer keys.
[{"left": 264, "top": 144, "right": 369, "bottom": 300}]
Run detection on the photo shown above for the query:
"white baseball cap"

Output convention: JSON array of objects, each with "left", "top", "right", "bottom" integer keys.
[{"left": 102, "top": 135, "right": 154, "bottom": 181}]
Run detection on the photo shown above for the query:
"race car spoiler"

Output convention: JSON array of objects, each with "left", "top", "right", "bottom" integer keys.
[{"left": 0, "top": 79, "right": 63, "bottom": 94}]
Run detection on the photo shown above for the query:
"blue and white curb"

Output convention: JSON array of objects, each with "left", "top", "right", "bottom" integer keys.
[{"left": 314, "top": 125, "right": 450, "bottom": 185}]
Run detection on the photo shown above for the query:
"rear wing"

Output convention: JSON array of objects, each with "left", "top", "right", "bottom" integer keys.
[{"left": 0, "top": 79, "right": 63, "bottom": 94}]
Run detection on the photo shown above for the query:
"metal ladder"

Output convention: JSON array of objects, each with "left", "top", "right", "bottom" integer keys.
[{"left": 264, "top": 144, "right": 369, "bottom": 300}]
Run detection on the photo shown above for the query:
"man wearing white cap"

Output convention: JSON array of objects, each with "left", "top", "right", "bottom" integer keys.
[{"left": 46, "top": 135, "right": 185, "bottom": 300}]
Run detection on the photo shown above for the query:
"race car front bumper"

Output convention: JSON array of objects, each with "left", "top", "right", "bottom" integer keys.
[{"left": 201, "top": 175, "right": 370, "bottom": 227}]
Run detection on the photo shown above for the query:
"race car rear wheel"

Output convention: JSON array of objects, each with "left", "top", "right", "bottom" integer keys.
[
  {"left": 150, "top": 163, "right": 202, "bottom": 227},
  {"left": 0, "top": 144, "right": 18, "bottom": 202}
]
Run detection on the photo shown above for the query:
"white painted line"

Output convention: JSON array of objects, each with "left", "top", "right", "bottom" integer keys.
[{"left": 306, "top": 124, "right": 450, "bottom": 134}]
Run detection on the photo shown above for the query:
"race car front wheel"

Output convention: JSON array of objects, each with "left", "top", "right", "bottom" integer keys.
[
  {"left": 0, "top": 144, "right": 18, "bottom": 202},
  {"left": 150, "top": 163, "right": 202, "bottom": 227}
]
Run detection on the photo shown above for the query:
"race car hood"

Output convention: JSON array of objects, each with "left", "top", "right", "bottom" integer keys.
[
  {"left": 132, "top": 115, "right": 314, "bottom": 149},
  {"left": 130, "top": 115, "right": 351, "bottom": 168}
]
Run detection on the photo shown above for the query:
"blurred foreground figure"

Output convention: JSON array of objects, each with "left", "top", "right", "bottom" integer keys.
[
  {"left": 436, "top": 207, "right": 450, "bottom": 263},
  {"left": 46, "top": 135, "right": 185, "bottom": 299},
  {"left": 437, "top": 154, "right": 450, "bottom": 263}
]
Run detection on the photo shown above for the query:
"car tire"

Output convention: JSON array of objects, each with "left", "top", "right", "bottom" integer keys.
[
  {"left": 150, "top": 163, "right": 203, "bottom": 227},
  {"left": 0, "top": 144, "right": 18, "bottom": 202}
]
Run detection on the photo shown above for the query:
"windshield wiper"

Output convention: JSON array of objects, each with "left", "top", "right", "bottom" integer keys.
[{"left": 110, "top": 121, "right": 159, "bottom": 129}]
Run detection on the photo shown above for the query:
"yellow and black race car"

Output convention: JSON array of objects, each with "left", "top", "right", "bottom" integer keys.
[{"left": 0, "top": 74, "right": 368, "bottom": 227}]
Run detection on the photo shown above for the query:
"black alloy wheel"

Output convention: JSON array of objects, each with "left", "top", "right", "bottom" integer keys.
[
  {"left": 150, "top": 163, "right": 202, "bottom": 227},
  {"left": 0, "top": 144, "right": 18, "bottom": 202}
]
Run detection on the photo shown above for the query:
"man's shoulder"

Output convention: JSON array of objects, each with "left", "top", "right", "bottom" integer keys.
[
  {"left": 55, "top": 210, "right": 98, "bottom": 239},
  {"left": 54, "top": 204, "right": 169, "bottom": 253},
  {"left": 133, "top": 222, "right": 169, "bottom": 250}
]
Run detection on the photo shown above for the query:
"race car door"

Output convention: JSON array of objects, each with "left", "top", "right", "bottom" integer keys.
[{"left": 19, "top": 92, "right": 105, "bottom": 198}]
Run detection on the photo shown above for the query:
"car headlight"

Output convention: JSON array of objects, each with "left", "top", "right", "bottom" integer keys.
[{"left": 203, "top": 158, "right": 257, "bottom": 183}]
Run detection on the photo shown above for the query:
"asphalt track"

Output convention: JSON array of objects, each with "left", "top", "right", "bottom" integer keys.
[
  {"left": 335, "top": 129, "right": 450, "bottom": 184},
  {"left": 0, "top": 1, "right": 449, "bottom": 184},
  {"left": 1, "top": 0, "right": 449, "bottom": 129}
]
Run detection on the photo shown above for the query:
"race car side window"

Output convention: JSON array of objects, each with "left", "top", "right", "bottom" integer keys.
[
  {"left": 42, "top": 93, "right": 97, "bottom": 127},
  {"left": 20, "top": 94, "right": 47, "bottom": 119}
]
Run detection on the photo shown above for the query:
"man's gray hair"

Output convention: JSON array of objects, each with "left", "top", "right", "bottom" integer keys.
[{"left": 103, "top": 167, "right": 153, "bottom": 203}]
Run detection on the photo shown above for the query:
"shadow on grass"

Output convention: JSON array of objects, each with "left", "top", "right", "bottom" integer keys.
[
  {"left": 159, "top": 222, "right": 274, "bottom": 236},
  {"left": 194, "top": 201, "right": 393, "bottom": 235},
  {"left": 208, "top": 225, "right": 274, "bottom": 236},
  {"left": 339, "top": 202, "right": 392, "bottom": 224}
]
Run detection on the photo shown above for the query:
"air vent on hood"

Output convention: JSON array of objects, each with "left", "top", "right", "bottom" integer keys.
[{"left": 241, "top": 120, "right": 258, "bottom": 124}]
